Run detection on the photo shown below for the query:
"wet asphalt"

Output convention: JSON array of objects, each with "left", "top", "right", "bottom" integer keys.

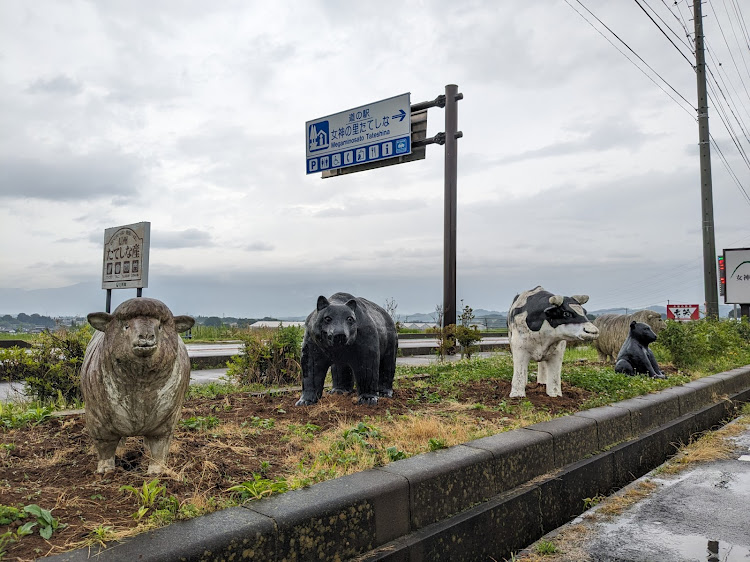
[{"left": 521, "top": 415, "right": 750, "bottom": 561}]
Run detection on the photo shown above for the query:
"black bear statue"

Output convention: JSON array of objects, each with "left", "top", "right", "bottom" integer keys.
[
  {"left": 295, "top": 293, "right": 398, "bottom": 406},
  {"left": 614, "top": 320, "right": 666, "bottom": 379}
]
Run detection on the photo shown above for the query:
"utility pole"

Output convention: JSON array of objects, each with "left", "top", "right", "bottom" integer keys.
[{"left": 694, "top": 0, "right": 720, "bottom": 319}]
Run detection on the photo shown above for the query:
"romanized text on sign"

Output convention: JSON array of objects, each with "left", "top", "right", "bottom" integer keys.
[{"left": 306, "top": 93, "right": 411, "bottom": 174}]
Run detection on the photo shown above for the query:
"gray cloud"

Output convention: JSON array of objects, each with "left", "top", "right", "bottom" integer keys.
[
  {"left": 309, "top": 198, "right": 429, "bottom": 218},
  {"left": 244, "top": 242, "right": 275, "bottom": 252},
  {"left": 152, "top": 228, "right": 215, "bottom": 249},
  {"left": 0, "top": 152, "right": 143, "bottom": 201},
  {"left": 26, "top": 74, "right": 82, "bottom": 95},
  {"left": 496, "top": 119, "right": 653, "bottom": 165}
]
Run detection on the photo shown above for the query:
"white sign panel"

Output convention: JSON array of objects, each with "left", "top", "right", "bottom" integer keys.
[
  {"left": 306, "top": 93, "right": 411, "bottom": 174},
  {"left": 724, "top": 247, "right": 750, "bottom": 304},
  {"left": 101, "top": 222, "right": 150, "bottom": 290}
]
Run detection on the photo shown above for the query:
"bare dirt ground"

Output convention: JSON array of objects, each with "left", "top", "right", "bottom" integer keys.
[{"left": 1, "top": 379, "right": 591, "bottom": 561}]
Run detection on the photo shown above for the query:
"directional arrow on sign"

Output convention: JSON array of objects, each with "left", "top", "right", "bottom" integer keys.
[{"left": 392, "top": 109, "right": 407, "bottom": 122}]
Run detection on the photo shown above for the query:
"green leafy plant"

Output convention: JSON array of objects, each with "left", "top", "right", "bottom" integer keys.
[
  {"left": 86, "top": 525, "right": 117, "bottom": 548},
  {"left": 386, "top": 446, "right": 408, "bottom": 461},
  {"left": 535, "top": 539, "right": 558, "bottom": 555},
  {"left": 0, "top": 522, "right": 35, "bottom": 560},
  {"left": 287, "top": 422, "right": 321, "bottom": 440},
  {"left": 23, "top": 504, "right": 65, "bottom": 540},
  {"left": 247, "top": 416, "right": 275, "bottom": 429},
  {"left": 179, "top": 415, "right": 220, "bottom": 431},
  {"left": 0, "top": 403, "right": 54, "bottom": 430},
  {"left": 0, "top": 505, "right": 26, "bottom": 525},
  {"left": 583, "top": 494, "right": 606, "bottom": 509},
  {"left": 120, "top": 479, "right": 167, "bottom": 519},
  {"left": 343, "top": 421, "right": 382, "bottom": 440},
  {"left": 428, "top": 437, "right": 447, "bottom": 451},
  {"left": 227, "top": 474, "right": 288, "bottom": 501}
]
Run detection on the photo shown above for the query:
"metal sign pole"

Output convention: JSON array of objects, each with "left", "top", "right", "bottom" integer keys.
[
  {"left": 443, "top": 84, "right": 462, "bottom": 327},
  {"left": 105, "top": 289, "right": 112, "bottom": 314}
]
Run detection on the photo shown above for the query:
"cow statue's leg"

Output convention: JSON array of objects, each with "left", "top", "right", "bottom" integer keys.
[
  {"left": 539, "top": 341, "right": 566, "bottom": 397},
  {"left": 93, "top": 437, "right": 120, "bottom": 473},
  {"left": 537, "top": 362, "right": 548, "bottom": 386},
  {"left": 144, "top": 434, "right": 173, "bottom": 475},
  {"left": 510, "top": 349, "right": 531, "bottom": 398}
]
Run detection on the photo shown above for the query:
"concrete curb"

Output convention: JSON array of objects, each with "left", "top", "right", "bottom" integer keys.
[{"left": 43, "top": 366, "right": 750, "bottom": 562}]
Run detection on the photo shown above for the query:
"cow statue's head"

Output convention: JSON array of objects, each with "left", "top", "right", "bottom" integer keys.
[{"left": 540, "top": 294, "right": 599, "bottom": 341}]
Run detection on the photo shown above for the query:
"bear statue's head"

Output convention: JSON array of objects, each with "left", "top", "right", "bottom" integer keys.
[
  {"left": 630, "top": 320, "right": 657, "bottom": 345},
  {"left": 314, "top": 295, "right": 358, "bottom": 348}
]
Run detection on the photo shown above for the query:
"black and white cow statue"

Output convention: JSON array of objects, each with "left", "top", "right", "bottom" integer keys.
[{"left": 508, "top": 286, "right": 599, "bottom": 397}]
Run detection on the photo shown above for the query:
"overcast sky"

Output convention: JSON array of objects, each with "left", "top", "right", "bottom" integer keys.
[{"left": 1, "top": 1, "right": 749, "bottom": 318}]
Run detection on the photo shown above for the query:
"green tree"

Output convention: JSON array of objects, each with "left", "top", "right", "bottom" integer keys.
[{"left": 455, "top": 302, "right": 482, "bottom": 359}]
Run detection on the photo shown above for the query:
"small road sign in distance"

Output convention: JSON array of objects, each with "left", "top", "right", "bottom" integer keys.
[{"left": 666, "top": 304, "right": 699, "bottom": 321}]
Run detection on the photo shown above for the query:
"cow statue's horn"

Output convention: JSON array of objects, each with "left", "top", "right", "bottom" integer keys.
[
  {"left": 571, "top": 295, "right": 589, "bottom": 305},
  {"left": 549, "top": 295, "right": 564, "bottom": 306}
]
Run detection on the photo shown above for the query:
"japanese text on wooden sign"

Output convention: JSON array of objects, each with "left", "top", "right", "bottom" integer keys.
[{"left": 101, "top": 222, "right": 150, "bottom": 290}]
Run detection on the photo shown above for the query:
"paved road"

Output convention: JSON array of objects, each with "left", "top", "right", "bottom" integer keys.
[
  {"left": 183, "top": 337, "right": 509, "bottom": 357},
  {"left": 519, "top": 416, "right": 750, "bottom": 561},
  {"left": 0, "top": 349, "right": 505, "bottom": 402}
]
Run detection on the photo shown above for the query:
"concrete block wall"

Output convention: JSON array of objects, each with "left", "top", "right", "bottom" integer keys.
[{"left": 44, "top": 366, "right": 750, "bottom": 562}]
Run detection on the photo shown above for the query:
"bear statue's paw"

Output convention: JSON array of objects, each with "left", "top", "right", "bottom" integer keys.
[
  {"left": 328, "top": 388, "right": 354, "bottom": 396},
  {"left": 357, "top": 395, "right": 378, "bottom": 406},
  {"left": 295, "top": 397, "right": 318, "bottom": 407},
  {"left": 378, "top": 389, "right": 393, "bottom": 398},
  {"left": 651, "top": 372, "right": 666, "bottom": 380}
]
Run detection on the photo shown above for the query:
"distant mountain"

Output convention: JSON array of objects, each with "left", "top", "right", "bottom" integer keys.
[{"left": 400, "top": 304, "right": 739, "bottom": 323}]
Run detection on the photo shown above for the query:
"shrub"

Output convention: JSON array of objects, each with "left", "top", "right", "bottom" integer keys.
[
  {"left": 0, "top": 346, "right": 38, "bottom": 383},
  {"left": 0, "top": 326, "right": 91, "bottom": 403},
  {"left": 21, "top": 326, "right": 92, "bottom": 404},
  {"left": 653, "top": 318, "right": 750, "bottom": 370},
  {"left": 226, "top": 325, "right": 304, "bottom": 387}
]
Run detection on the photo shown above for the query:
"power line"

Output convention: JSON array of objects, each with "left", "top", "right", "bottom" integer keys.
[
  {"left": 564, "top": 0, "right": 697, "bottom": 117},
  {"left": 720, "top": 0, "right": 750, "bottom": 81},
  {"left": 710, "top": 135, "right": 750, "bottom": 205},
  {"left": 709, "top": 0, "right": 750, "bottom": 106},
  {"left": 706, "top": 41, "right": 750, "bottom": 126},
  {"left": 635, "top": 0, "right": 695, "bottom": 66}
]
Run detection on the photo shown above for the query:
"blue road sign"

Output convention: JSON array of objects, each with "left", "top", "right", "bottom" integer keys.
[{"left": 306, "top": 93, "right": 411, "bottom": 174}]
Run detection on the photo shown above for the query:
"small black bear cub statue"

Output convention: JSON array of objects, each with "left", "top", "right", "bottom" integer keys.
[
  {"left": 614, "top": 321, "right": 665, "bottom": 379},
  {"left": 295, "top": 292, "right": 398, "bottom": 406}
]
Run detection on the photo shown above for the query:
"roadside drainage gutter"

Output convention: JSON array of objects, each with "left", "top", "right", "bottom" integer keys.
[{"left": 44, "top": 366, "right": 750, "bottom": 562}]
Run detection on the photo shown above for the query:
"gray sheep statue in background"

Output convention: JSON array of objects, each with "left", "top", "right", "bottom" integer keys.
[
  {"left": 81, "top": 297, "right": 195, "bottom": 475},
  {"left": 295, "top": 292, "right": 398, "bottom": 406},
  {"left": 592, "top": 310, "right": 666, "bottom": 363},
  {"left": 614, "top": 320, "right": 666, "bottom": 379}
]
